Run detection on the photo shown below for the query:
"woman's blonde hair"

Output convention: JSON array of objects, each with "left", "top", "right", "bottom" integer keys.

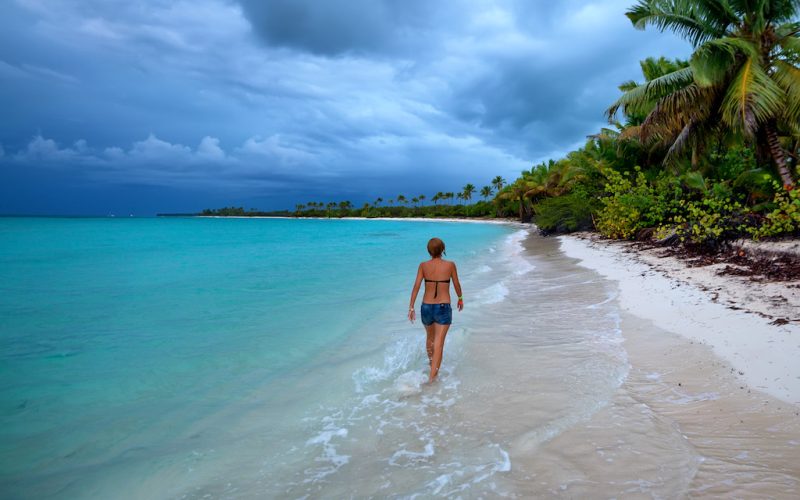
[{"left": 427, "top": 237, "right": 445, "bottom": 258}]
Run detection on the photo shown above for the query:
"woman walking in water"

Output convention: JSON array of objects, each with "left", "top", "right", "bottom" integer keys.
[{"left": 408, "top": 237, "right": 463, "bottom": 383}]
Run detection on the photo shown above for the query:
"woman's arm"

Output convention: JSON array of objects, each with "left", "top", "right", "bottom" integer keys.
[
  {"left": 451, "top": 262, "right": 463, "bottom": 311},
  {"left": 408, "top": 263, "right": 424, "bottom": 322}
]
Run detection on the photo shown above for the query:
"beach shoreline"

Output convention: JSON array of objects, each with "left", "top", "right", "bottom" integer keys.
[
  {"left": 558, "top": 232, "right": 800, "bottom": 406},
  {"left": 195, "top": 215, "right": 520, "bottom": 225}
]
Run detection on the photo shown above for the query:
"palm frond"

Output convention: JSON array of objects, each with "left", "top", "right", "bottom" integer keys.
[
  {"left": 691, "top": 36, "right": 759, "bottom": 84},
  {"left": 663, "top": 120, "right": 697, "bottom": 163},
  {"left": 778, "top": 32, "right": 800, "bottom": 62},
  {"left": 607, "top": 67, "right": 694, "bottom": 120},
  {"left": 619, "top": 125, "right": 643, "bottom": 141},
  {"left": 680, "top": 170, "right": 709, "bottom": 191},
  {"left": 721, "top": 57, "right": 786, "bottom": 135},
  {"left": 618, "top": 79, "right": 639, "bottom": 92},
  {"left": 642, "top": 84, "right": 713, "bottom": 131},
  {"left": 776, "top": 21, "right": 800, "bottom": 39},
  {"left": 774, "top": 60, "right": 800, "bottom": 124},
  {"left": 627, "top": 0, "right": 727, "bottom": 46},
  {"left": 694, "top": 0, "right": 740, "bottom": 26},
  {"left": 761, "top": 0, "right": 800, "bottom": 23}
]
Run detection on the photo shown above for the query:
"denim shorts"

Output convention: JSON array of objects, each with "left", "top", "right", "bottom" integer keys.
[{"left": 420, "top": 303, "right": 452, "bottom": 326}]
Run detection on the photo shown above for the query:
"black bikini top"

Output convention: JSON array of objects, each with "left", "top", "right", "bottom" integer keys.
[{"left": 424, "top": 278, "right": 450, "bottom": 298}]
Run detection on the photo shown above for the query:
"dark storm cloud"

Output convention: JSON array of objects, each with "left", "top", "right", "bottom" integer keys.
[
  {"left": 238, "top": 0, "right": 441, "bottom": 56},
  {"left": 238, "top": 0, "right": 689, "bottom": 158},
  {"left": 1, "top": 0, "right": 689, "bottom": 215}
]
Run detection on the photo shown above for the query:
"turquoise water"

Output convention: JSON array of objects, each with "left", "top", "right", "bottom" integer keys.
[{"left": 0, "top": 217, "right": 513, "bottom": 496}]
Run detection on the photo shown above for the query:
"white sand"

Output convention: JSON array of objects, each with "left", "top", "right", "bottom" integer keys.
[{"left": 559, "top": 234, "right": 800, "bottom": 406}]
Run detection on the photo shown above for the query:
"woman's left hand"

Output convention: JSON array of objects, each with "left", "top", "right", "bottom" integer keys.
[
  {"left": 408, "top": 308, "right": 416, "bottom": 323},
  {"left": 457, "top": 299, "right": 464, "bottom": 311}
]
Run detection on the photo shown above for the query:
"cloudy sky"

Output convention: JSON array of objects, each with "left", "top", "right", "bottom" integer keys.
[{"left": 0, "top": 0, "right": 689, "bottom": 215}]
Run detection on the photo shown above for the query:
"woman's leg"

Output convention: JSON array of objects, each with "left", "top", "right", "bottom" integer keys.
[
  {"left": 424, "top": 323, "right": 435, "bottom": 367},
  {"left": 429, "top": 323, "right": 451, "bottom": 382}
]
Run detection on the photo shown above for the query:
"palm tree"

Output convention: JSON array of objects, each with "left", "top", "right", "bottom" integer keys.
[
  {"left": 610, "top": 0, "right": 800, "bottom": 188},
  {"left": 498, "top": 178, "right": 533, "bottom": 222},
  {"left": 397, "top": 194, "right": 407, "bottom": 206},
  {"left": 445, "top": 192, "right": 455, "bottom": 204},
  {"left": 295, "top": 203, "right": 306, "bottom": 215},
  {"left": 432, "top": 192, "right": 443, "bottom": 205},
  {"left": 374, "top": 197, "right": 383, "bottom": 207},
  {"left": 418, "top": 194, "right": 426, "bottom": 206},
  {"left": 480, "top": 185, "right": 493, "bottom": 200},
  {"left": 491, "top": 176, "right": 506, "bottom": 192},
  {"left": 412, "top": 196, "right": 419, "bottom": 207},
  {"left": 462, "top": 183, "right": 476, "bottom": 203}
]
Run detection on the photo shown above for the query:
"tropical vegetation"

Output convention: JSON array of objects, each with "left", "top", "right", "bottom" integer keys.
[{"left": 493, "top": 0, "right": 800, "bottom": 247}]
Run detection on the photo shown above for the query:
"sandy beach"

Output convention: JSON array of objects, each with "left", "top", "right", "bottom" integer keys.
[
  {"left": 560, "top": 233, "right": 800, "bottom": 404},
  {"left": 554, "top": 232, "right": 800, "bottom": 496}
]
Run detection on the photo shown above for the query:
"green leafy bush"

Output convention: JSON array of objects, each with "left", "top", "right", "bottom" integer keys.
[
  {"left": 596, "top": 168, "right": 680, "bottom": 239},
  {"left": 710, "top": 146, "right": 757, "bottom": 181},
  {"left": 748, "top": 187, "right": 800, "bottom": 239},
  {"left": 534, "top": 190, "right": 598, "bottom": 233},
  {"left": 664, "top": 196, "right": 747, "bottom": 247}
]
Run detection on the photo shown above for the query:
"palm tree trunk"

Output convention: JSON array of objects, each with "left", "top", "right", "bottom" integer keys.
[{"left": 765, "top": 121, "right": 795, "bottom": 189}]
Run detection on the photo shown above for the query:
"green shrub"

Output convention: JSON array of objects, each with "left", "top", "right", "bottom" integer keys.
[
  {"left": 710, "top": 145, "right": 757, "bottom": 182},
  {"left": 664, "top": 196, "right": 746, "bottom": 246},
  {"left": 596, "top": 167, "right": 680, "bottom": 239},
  {"left": 748, "top": 187, "right": 800, "bottom": 239},
  {"left": 534, "top": 191, "right": 597, "bottom": 233}
]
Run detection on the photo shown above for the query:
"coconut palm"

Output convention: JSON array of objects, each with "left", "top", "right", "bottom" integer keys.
[
  {"left": 498, "top": 178, "right": 534, "bottom": 221},
  {"left": 418, "top": 194, "right": 426, "bottom": 205},
  {"left": 491, "top": 176, "right": 506, "bottom": 192},
  {"left": 609, "top": 0, "right": 800, "bottom": 188},
  {"left": 462, "top": 183, "right": 476, "bottom": 203},
  {"left": 397, "top": 194, "right": 407, "bottom": 206},
  {"left": 480, "top": 186, "right": 493, "bottom": 200}
]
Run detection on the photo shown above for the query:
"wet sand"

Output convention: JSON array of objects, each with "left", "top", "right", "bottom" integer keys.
[{"left": 550, "top": 233, "right": 800, "bottom": 497}]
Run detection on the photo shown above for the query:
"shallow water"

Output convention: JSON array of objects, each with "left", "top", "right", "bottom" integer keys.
[{"left": 2, "top": 218, "right": 798, "bottom": 498}]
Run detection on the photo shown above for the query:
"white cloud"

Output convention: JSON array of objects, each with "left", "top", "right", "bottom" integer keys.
[
  {"left": 16, "top": 135, "right": 79, "bottom": 162},
  {"left": 197, "top": 136, "right": 226, "bottom": 160},
  {"left": 12, "top": 133, "right": 234, "bottom": 168},
  {"left": 237, "top": 135, "right": 317, "bottom": 167},
  {"left": 129, "top": 133, "right": 192, "bottom": 160}
]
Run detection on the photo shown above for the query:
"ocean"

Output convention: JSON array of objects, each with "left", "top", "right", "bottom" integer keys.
[
  {"left": 7, "top": 217, "right": 786, "bottom": 498},
  {"left": 0, "top": 217, "right": 536, "bottom": 497}
]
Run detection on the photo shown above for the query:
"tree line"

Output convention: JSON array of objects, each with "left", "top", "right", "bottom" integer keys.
[{"left": 201, "top": 178, "right": 511, "bottom": 218}]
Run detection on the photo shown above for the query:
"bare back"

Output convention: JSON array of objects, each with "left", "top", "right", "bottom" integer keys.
[{"left": 420, "top": 258, "right": 456, "bottom": 304}]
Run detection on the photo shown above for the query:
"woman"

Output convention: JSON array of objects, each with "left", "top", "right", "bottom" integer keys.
[{"left": 408, "top": 237, "right": 463, "bottom": 383}]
